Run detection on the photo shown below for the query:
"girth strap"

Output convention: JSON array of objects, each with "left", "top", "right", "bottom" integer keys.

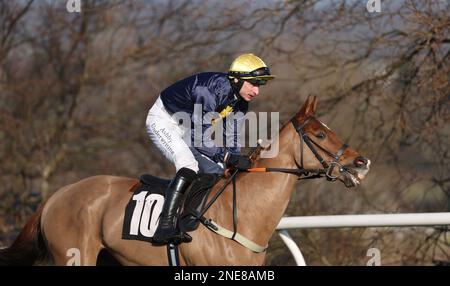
[{"left": 202, "top": 219, "right": 267, "bottom": 253}]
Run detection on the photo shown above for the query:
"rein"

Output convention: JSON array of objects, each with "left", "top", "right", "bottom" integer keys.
[{"left": 194, "top": 144, "right": 268, "bottom": 253}]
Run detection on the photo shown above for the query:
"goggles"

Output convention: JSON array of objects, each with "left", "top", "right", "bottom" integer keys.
[
  {"left": 228, "top": 67, "right": 272, "bottom": 79},
  {"left": 246, "top": 78, "right": 267, "bottom": 86}
]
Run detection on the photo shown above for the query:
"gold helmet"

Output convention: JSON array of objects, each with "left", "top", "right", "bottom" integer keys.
[{"left": 228, "top": 53, "right": 275, "bottom": 85}]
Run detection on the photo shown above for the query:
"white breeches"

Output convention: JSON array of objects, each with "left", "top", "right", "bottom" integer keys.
[{"left": 145, "top": 97, "right": 199, "bottom": 173}]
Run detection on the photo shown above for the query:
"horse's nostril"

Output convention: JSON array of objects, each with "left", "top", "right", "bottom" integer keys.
[{"left": 354, "top": 156, "right": 368, "bottom": 167}]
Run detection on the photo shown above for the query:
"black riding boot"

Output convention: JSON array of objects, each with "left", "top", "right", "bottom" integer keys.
[{"left": 152, "top": 168, "right": 197, "bottom": 244}]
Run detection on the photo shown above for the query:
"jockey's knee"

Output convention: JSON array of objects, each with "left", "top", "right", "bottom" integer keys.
[{"left": 175, "top": 159, "right": 199, "bottom": 174}]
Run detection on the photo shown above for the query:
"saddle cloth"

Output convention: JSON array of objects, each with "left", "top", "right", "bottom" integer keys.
[{"left": 121, "top": 173, "right": 219, "bottom": 243}]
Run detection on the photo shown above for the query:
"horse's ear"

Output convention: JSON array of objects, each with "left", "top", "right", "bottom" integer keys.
[
  {"left": 311, "top": 95, "right": 317, "bottom": 114},
  {"left": 296, "top": 95, "right": 317, "bottom": 120}
]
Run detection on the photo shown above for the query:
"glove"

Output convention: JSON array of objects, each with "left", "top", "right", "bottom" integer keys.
[{"left": 225, "top": 154, "right": 252, "bottom": 171}]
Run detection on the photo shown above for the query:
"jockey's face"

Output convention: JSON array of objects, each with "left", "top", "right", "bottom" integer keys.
[{"left": 237, "top": 79, "right": 260, "bottom": 102}]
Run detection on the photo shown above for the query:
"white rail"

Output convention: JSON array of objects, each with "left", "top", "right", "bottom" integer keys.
[
  {"left": 276, "top": 212, "right": 450, "bottom": 266},
  {"left": 277, "top": 230, "right": 307, "bottom": 266}
]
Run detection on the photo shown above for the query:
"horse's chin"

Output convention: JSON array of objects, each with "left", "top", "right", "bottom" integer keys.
[
  {"left": 341, "top": 172, "right": 360, "bottom": 188},
  {"left": 339, "top": 168, "right": 364, "bottom": 188}
]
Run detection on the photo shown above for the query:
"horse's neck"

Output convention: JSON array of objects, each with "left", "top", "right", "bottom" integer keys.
[{"left": 233, "top": 124, "right": 299, "bottom": 245}]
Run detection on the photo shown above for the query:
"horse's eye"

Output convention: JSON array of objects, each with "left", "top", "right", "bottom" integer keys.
[{"left": 316, "top": 132, "right": 326, "bottom": 139}]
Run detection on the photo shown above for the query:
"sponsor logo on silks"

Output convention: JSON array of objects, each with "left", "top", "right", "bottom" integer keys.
[{"left": 212, "top": 105, "right": 233, "bottom": 125}]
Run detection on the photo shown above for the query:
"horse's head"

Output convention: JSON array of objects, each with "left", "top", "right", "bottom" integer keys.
[{"left": 292, "top": 95, "right": 370, "bottom": 188}]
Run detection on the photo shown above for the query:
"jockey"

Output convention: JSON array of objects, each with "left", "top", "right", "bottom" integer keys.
[{"left": 146, "top": 53, "right": 275, "bottom": 244}]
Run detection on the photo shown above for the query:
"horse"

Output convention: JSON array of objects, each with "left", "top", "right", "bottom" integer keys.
[{"left": 0, "top": 95, "right": 370, "bottom": 266}]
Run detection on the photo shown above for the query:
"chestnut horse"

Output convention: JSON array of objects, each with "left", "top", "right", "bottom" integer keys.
[{"left": 0, "top": 96, "right": 370, "bottom": 265}]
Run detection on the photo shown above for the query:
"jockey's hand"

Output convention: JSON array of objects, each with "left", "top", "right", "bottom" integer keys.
[{"left": 225, "top": 154, "right": 252, "bottom": 171}]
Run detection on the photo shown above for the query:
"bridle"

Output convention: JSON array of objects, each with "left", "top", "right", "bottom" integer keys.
[
  {"left": 290, "top": 116, "right": 349, "bottom": 181},
  {"left": 245, "top": 116, "right": 350, "bottom": 180}
]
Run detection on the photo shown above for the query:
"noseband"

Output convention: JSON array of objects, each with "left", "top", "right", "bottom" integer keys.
[{"left": 291, "top": 117, "right": 348, "bottom": 181}]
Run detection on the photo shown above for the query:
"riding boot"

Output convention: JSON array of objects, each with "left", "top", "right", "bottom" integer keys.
[{"left": 152, "top": 167, "right": 197, "bottom": 244}]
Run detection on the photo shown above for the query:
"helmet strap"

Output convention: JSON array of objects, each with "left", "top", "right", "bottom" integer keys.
[{"left": 230, "top": 78, "right": 244, "bottom": 96}]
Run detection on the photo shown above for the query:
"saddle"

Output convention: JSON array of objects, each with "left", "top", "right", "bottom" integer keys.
[
  {"left": 139, "top": 174, "right": 171, "bottom": 193},
  {"left": 122, "top": 173, "right": 220, "bottom": 243}
]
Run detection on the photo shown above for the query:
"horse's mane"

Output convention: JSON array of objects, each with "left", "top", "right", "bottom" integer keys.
[{"left": 245, "top": 116, "right": 293, "bottom": 163}]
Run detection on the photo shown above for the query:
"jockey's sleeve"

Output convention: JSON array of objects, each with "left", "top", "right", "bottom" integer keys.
[
  {"left": 192, "top": 108, "right": 246, "bottom": 163},
  {"left": 190, "top": 77, "right": 231, "bottom": 163},
  {"left": 222, "top": 109, "right": 246, "bottom": 156}
]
